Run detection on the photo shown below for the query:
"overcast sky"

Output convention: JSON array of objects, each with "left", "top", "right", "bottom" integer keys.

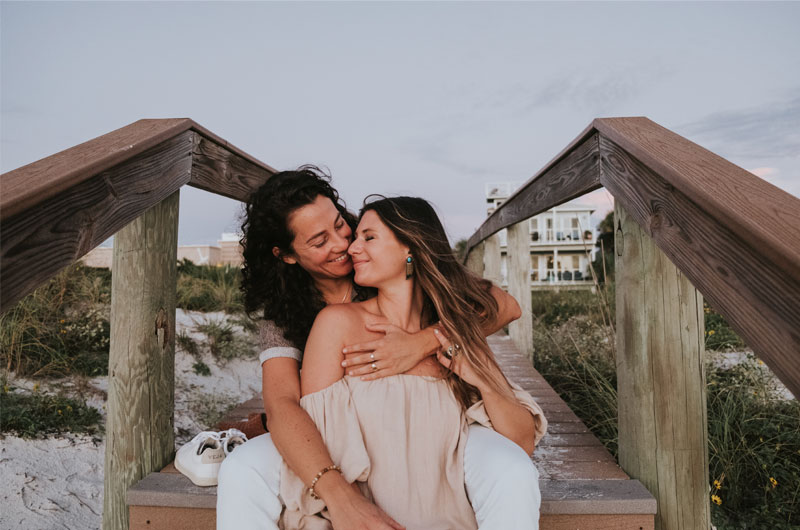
[{"left": 2, "top": 1, "right": 798, "bottom": 246}]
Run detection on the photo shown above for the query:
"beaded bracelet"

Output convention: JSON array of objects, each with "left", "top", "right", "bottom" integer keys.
[{"left": 307, "top": 464, "right": 342, "bottom": 500}]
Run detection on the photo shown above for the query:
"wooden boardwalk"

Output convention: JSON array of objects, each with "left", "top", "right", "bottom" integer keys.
[{"left": 128, "top": 331, "right": 655, "bottom": 529}]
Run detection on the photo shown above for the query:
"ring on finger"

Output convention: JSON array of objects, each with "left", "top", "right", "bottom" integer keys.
[
  {"left": 453, "top": 344, "right": 462, "bottom": 357},
  {"left": 370, "top": 353, "right": 375, "bottom": 361},
  {"left": 443, "top": 346, "right": 454, "bottom": 360},
  {"left": 371, "top": 362, "right": 378, "bottom": 372}
]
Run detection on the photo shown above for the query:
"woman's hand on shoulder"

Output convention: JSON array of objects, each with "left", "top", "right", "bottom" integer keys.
[{"left": 340, "top": 322, "right": 438, "bottom": 381}]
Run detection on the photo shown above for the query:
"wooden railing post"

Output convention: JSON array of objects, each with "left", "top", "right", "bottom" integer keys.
[
  {"left": 507, "top": 221, "right": 533, "bottom": 360},
  {"left": 484, "top": 233, "right": 502, "bottom": 287},
  {"left": 104, "top": 191, "right": 179, "bottom": 530},
  {"left": 615, "top": 203, "right": 710, "bottom": 530},
  {"left": 465, "top": 241, "right": 485, "bottom": 276}
]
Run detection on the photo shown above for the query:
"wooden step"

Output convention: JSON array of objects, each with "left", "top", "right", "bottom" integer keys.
[{"left": 128, "top": 331, "right": 656, "bottom": 529}]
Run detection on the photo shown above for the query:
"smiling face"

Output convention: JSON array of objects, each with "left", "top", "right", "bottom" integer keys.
[
  {"left": 348, "top": 210, "right": 410, "bottom": 287},
  {"left": 278, "top": 195, "right": 353, "bottom": 281}
]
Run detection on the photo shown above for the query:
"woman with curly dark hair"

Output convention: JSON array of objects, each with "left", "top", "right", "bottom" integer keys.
[{"left": 217, "top": 166, "right": 542, "bottom": 530}]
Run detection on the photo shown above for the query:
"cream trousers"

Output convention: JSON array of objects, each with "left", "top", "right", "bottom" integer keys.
[{"left": 216, "top": 424, "right": 540, "bottom": 529}]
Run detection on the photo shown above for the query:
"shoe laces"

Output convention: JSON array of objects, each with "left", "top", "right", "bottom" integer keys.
[
  {"left": 187, "top": 430, "right": 222, "bottom": 456},
  {"left": 218, "top": 428, "right": 248, "bottom": 456}
]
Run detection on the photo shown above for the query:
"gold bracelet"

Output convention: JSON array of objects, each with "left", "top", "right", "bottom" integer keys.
[{"left": 307, "top": 464, "right": 342, "bottom": 500}]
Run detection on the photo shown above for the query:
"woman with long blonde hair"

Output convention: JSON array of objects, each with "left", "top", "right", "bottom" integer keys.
[{"left": 281, "top": 196, "right": 546, "bottom": 529}]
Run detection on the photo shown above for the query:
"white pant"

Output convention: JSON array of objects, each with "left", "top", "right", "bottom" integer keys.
[{"left": 217, "top": 424, "right": 540, "bottom": 529}]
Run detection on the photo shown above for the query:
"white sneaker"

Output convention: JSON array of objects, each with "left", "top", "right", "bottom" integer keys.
[
  {"left": 174, "top": 431, "right": 225, "bottom": 487},
  {"left": 218, "top": 428, "right": 248, "bottom": 456}
]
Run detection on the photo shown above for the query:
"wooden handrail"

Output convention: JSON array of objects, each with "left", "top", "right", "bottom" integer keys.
[
  {"left": 465, "top": 117, "right": 800, "bottom": 398},
  {"left": 0, "top": 119, "right": 277, "bottom": 312}
]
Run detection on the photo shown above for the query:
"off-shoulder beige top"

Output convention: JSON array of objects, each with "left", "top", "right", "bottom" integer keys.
[{"left": 279, "top": 374, "right": 547, "bottom": 530}]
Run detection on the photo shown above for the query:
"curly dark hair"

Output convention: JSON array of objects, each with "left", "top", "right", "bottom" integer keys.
[{"left": 240, "top": 165, "right": 359, "bottom": 349}]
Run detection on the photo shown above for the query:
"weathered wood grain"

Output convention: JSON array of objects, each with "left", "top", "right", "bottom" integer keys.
[
  {"left": 507, "top": 221, "right": 533, "bottom": 359},
  {"left": 1, "top": 119, "right": 193, "bottom": 221},
  {"left": 465, "top": 131, "right": 601, "bottom": 254},
  {"left": 540, "top": 514, "right": 654, "bottom": 530},
  {"left": 464, "top": 240, "right": 484, "bottom": 276},
  {"left": 615, "top": 203, "right": 710, "bottom": 530},
  {"left": 1, "top": 131, "right": 194, "bottom": 312},
  {"left": 104, "top": 191, "right": 179, "bottom": 530},
  {"left": 595, "top": 117, "right": 800, "bottom": 278},
  {"left": 484, "top": 232, "right": 503, "bottom": 287},
  {"left": 189, "top": 133, "right": 275, "bottom": 202},
  {"left": 601, "top": 135, "right": 800, "bottom": 398}
]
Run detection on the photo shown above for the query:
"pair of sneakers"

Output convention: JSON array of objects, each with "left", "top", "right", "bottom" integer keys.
[{"left": 174, "top": 428, "right": 248, "bottom": 486}]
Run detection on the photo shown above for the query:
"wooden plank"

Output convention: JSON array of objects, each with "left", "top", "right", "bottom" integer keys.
[
  {"left": 601, "top": 136, "right": 800, "bottom": 398},
  {"left": 614, "top": 202, "right": 710, "bottom": 530},
  {"left": 540, "top": 478, "right": 656, "bottom": 514},
  {"left": 128, "top": 472, "right": 216, "bottom": 509},
  {"left": 1, "top": 131, "right": 193, "bottom": 313},
  {"left": 105, "top": 192, "right": 180, "bottom": 530},
  {"left": 534, "top": 445, "right": 615, "bottom": 462},
  {"left": 465, "top": 131, "right": 601, "bottom": 253},
  {"left": 1, "top": 119, "right": 193, "bottom": 221},
  {"left": 129, "top": 506, "right": 215, "bottom": 530},
  {"left": 595, "top": 117, "right": 800, "bottom": 278},
  {"left": 540, "top": 514, "right": 653, "bottom": 530},
  {"left": 507, "top": 220, "right": 533, "bottom": 359},
  {"left": 484, "top": 233, "right": 503, "bottom": 287},
  {"left": 464, "top": 240, "right": 484, "bottom": 276},
  {"left": 539, "top": 433, "right": 605, "bottom": 447},
  {"left": 189, "top": 133, "right": 275, "bottom": 202}
]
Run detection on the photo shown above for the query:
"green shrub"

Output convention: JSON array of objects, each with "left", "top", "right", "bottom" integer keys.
[
  {"left": 531, "top": 285, "right": 615, "bottom": 329},
  {"left": 176, "top": 259, "right": 242, "bottom": 313},
  {"left": 195, "top": 320, "right": 254, "bottom": 362},
  {"left": 0, "top": 384, "right": 102, "bottom": 438},
  {"left": 704, "top": 301, "right": 746, "bottom": 351},
  {"left": 534, "top": 310, "right": 798, "bottom": 527},
  {"left": 707, "top": 357, "right": 799, "bottom": 528},
  {"left": 192, "top": 361, "right": 211, "bottom": 376},
  {"left": 0, "top": 264, "right": 111, "bottom": 378}
]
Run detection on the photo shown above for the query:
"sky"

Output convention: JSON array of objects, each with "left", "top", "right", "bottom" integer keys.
[{"left": 2, "top": 1, "right": 798, "bottom": 247}]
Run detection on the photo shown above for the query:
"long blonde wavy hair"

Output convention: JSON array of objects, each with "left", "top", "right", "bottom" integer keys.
[{"left": 360, "top": 196, "right": 516, "bottom": 409}]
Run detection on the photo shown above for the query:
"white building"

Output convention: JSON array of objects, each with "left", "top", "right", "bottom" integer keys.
[{"left": 486, "top": 183, "right": 596, "bottom": 291}]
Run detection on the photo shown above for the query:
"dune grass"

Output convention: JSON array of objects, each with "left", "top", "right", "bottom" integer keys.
[{"left": 532, "top": 285, "right": 798, "bottom": 528}]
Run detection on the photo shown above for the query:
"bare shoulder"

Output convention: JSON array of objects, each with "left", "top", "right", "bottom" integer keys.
[{"left": 302, "top": 304, "right": 363, "bottom": 395}]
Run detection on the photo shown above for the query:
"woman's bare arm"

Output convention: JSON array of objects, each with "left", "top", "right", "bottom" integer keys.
[
  {"left": 343, "top": 284, "right": 521, "bottom": 380},
  {"left": 432, "top": 330, "right": 537, "bottom": 454}
]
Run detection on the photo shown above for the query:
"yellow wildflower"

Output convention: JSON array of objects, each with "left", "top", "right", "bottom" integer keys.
[
  {"left": 713, "top": 480, "right": 722, "bottom": 490},
  {"left": 66, "top": 405, "right": 73, "bottom": 413},
  {"left": 32, "top": 383, "right": 40, "bottom": 392},
  {"left": 60, "top": 319, "right": 65, "bottom": 323},
  {"left": 758, "top": 360, "right": 764, "bottom": 365},
  {"left": 760, "top": 437, "right": 764, "bottom": 442},
  {"left": 57, "top": 410, "right": 62, "bottom": 415},
  {"left": 708, "top": 330, "right": 716, "bottom": 336},
  {"left": 711, "top": 494, "right": 722, "bottom": 505},
  {"left": 770, "top": 477, "right": 778, "bottom": 488}
]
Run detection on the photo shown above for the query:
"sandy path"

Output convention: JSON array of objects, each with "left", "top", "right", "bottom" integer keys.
[{"left": 0, "top": 309, "right": 262, "bottom": 530}]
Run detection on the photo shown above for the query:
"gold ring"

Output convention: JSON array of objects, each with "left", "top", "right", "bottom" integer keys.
[
  {"left": 443, "top": 346, "right": 453, "bottom": 360},
  {"left": 371, "top": 362, "right": 378, "bottom": 371}
]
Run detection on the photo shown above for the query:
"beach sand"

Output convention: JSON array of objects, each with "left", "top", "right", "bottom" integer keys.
[{"left": 0, "top": 309, "right": 262, "bottom": 530}]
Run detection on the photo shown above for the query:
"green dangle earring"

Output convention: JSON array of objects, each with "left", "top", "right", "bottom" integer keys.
[{"left": 405, "top": 255, "right": 414, "bottom": 279}]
